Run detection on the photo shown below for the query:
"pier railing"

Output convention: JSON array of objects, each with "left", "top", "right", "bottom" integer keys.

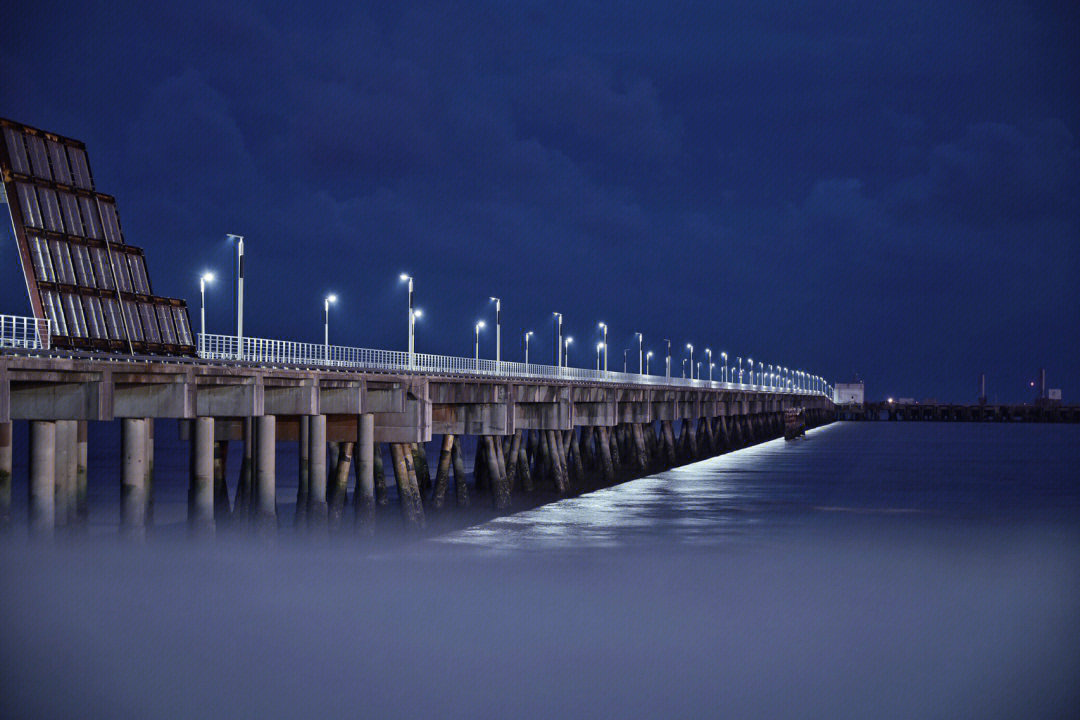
[
  {"left": 197, "top": 332, "right": 825, "bottom": 395},
  {"left": 0, "top": 314, "right": 51, "bottom": 350}
]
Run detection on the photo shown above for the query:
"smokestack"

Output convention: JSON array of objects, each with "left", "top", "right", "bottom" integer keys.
[
  {"left": 1040, "top": 368, "right": 1047, "bottom": 400},
  {"left": 979, "top": 373, "right": 986, "bottom": 405}
]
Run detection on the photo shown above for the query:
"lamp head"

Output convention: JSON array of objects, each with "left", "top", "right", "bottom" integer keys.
[
  {"left": 399, "top": 273, "right": 411, "bottom": 282},
  {"left": 477, "top": 320, "right": 486, "bottom": 329},
  {"left": 326, "top": 294, "right": 337, "bottom": 304},
  {"left": 413, "top": 309, "right": 423, "bottom": 319},
  {"left": 200, "top": 271, "right": 215, "bottom": 284},
  {"left": 565, "top": 337, "right": 573, "bottom": 345}
]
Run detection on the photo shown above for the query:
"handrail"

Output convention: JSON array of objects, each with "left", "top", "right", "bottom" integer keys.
[
  {"left": 0, "top": 314, "right": 52, "bottom": 350},
  {"left": 196, "top": 332, "right": 827, "bottom": 395}
]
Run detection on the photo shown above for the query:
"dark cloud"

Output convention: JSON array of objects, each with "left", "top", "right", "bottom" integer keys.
[{"left": 0, "top": 1, "right": 1078, "bottom": 401}]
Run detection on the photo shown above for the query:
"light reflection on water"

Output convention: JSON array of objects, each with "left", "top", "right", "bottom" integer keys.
[{"left": 437, "top": 422, "right": 1080, "bottom": 553}]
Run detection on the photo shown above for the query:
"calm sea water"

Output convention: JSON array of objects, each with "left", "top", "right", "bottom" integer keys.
[{"left": 2, "top": 421, "right": 1078, "bottom": 718}]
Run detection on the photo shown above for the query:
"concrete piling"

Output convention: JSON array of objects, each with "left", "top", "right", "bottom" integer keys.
[
  {"left": 29, "top": 420, "right": 56, "bottom": 535},
  {"left": 53, "top": 420, "right": 74, "bottom": 527},
  {"left": 296, "top": 415, "right": 310, "bottom": 528},
  {"left": 308, "top": 414, "right": 328, "bottom": 527},
  {"left": 189, "top": 417, "right": 215, "bottom": 534},
  {"left": 0, "top": 422, "right": 11, "bottom": 529},
  {"left": 594, "top": 427, "right": 613, "bottom": 487},
  {"left": 505, "top": 430, "right": 522, "bottom": 492},
  {"left": 354, "top": 413, "right": 376, "bottom": 529},
  {"left": 120, "top": 418, "right": 147, "bottom": 538},
  {"left": 75, "top": 421, "right": 88, "bottom": 526},
  {"left": 145, "top": 419, "right": 155, "bottom": 523},
  {"left": 255, "top": 415, "right": 277, "bottom": 530}
]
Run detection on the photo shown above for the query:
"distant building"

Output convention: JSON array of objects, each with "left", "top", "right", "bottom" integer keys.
[{"left": 834, "top": 382, "right": 864, "bottom": 405}]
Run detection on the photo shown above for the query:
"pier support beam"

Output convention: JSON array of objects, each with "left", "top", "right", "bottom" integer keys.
[
  {"left": 307, "top": 414, "right": 327, "bottom": 527},
  {"left": 354, "top": 413, "right": 375, "bottom": 530},
  {"left": 255, "top": 415, "right": 277, "bottom": 530},
  {"left": 450, "top": 440, "right": 470, "bottom": 506},
  {"left": 391, "top": 443, "right": 425, "bottom": 529},
  {"left": 432, "top": 434, "right": 454, "bottom": 510},
  {"left": 55, "top": 420, "right": 77, "bottom": 527},
  {"left": 213, "top": 441, "right": 230, "bottom": 523},
  {"left": 188, "top": 417, "right": 215, "bottom": 533},
  {"left": 486, "top": 436, "right": 511, "bottom": 509},
  {"left": 29, "top": 420, "right": 56, "bottom": 535},
  {"left": 0, "top": 422, "right": 10, "bottom": 529},
  {"left": 76, "top": 421, "right": 88, "bottom": 526},
  {"left": 329, "top": 441, "right": 353, "bottom": 527},
  {"left": 296, "top": 415, "right": 310, "bottom": 528},
  {"left": 121, "top": 418, "right": 147, "bottom": 538}
]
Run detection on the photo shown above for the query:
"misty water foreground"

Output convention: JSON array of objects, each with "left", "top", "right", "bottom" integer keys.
[{"left": 2, "top": 422, "right": 1078, "bottom": 718}]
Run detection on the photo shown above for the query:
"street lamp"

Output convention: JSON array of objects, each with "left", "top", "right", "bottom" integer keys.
[
  {"left": 710, "top": 362, "right": 716, "bottom": 381},
  {"left": 489, "top": 296, "right": 501, "bottom": 363},
  {"left": 598, "top": 323, "right": 608, "bottom": 371},
  {"left": 524, "top": 330, "right": 534, "bottom": 366},
  {"left": 565, "top": 337, "right": 573, "bottom": 366},
  {"left": 697, "top": 361, "right": 701, "bottom": 380},
  {"left": 646, "top": 350, "right": 653, "bottom": 375},
  {"left": 400, "top": 274, "right": 415, "bottom": 366},
  {"left": 664, "top": 339, "right": 671, "bottom": 378},
  {"left": 553, "top": 312, "right": 563, "bottom": 368},
  {"left": 748, "top": 358, "right": 754, "bottom": 386},
  {"left": 682, "top": 358, "right": 687, "bottom": 378},
  {"left": 623, "top": 348, "right": 628, "bottom": 373},
  {"left": 721, "top": 351, "right": 727, "bottom": 383},
  {"left": 474, "top": 320, "right": 486, "bottom": 363},
  {"left": 705, "top": 349, "right": 712, "bottom": 380},
  {"left": 737, "top": 357, "right": 743, "bottom": 384},
  {"left": 323, "top": 293, "right": 337, "bottom": 348},
  {"left": 635, "top": 332, "right": 643, "bottom": 374},
  {"left": 226, "top": 234, "right": 244, "bottom": 356},
  {"left": 686, "top": 344, "right": 694, "bottom": 379},
  {"left": 596, "top": 342, "right": 604, "bottom": 371},
  {"left": 198, "top": 271, "right": 214, "bottom": 352}
]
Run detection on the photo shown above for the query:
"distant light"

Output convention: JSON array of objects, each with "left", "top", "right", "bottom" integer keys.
[
  {"left": 413, "top": 309, "right": 423, "bottom": 319},
  {"left": 326, "top": 294, "right": 338, "bottom": 304},
  {"left": 525, "top": 331, "right": 533, "bottom": 338},
  {"left": 686, "top": 343, "right": 693, "bottom": 350},
  {"left": 201, "top": 272, "right": 215, "bottom": 283},
  {"left": 477, "top": 320, "right": 486, "bottom": 328},
  {"left": 566, "top": 337, "right": 573, "bottom": 345},
  {"left": 887, "top": 397, "right": 894, "bottom": 403},
  {"left": 399, "top": 273, "right": 410, "bottom": 281},
  {"left": 597, "top": 342, "right": 604, "bottom": 350},
  {"left": 647, "top": 351, "right": 653, "bottom": 357}
]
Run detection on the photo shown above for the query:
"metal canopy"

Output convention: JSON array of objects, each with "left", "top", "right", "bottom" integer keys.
[{"left": 1, "top": 117, "right": 195, "bottom": 355}]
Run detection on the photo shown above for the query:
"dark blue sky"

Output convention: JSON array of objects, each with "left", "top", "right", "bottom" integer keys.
[{"left": 2, "top": 1, "right": 1077, "bottom": 402}]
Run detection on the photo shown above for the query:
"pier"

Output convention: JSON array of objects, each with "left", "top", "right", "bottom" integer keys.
[{"left": 0, "top": 344, "right": 833, "bottom": 535}]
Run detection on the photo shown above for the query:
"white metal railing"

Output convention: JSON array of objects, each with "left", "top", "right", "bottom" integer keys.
[
  {"left": 0, "top": 314, "right": 51, "bottom": 350},
  {"left": 197, "top": 332, "right": 828, "bottom": 396}
]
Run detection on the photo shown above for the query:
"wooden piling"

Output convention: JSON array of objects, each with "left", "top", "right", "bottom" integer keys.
[
  {"left": 328, "top": 441, "right": 353, "bottom": 526},
  {"left": 516, "top": 434, "right": 533, "bottom": 493},
  {"left": 374, "top": 444, "right": 387, "bottom": 506},
  {"left": 413, "top": 442, "right": 432, "bottom": 497},
  {"left": 597, "top": 427, "right": 615, "bottom": 486},
  {"left": 505, "top": 430, "right": 522, "bottom": 492},
  {"left": 432, "top": 434, "right": 454, "bottom": 509},
  {"left": 486, "top": 436, "right": 511, "bottom": 509},
  {"left": 450, "top": 440, "right": 470, "bottom": 507},
  {"left": 392, "top": 443, "right": 425, "bottom": 529}
]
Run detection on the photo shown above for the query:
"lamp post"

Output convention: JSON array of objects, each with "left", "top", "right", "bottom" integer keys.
[
  {"left": 705, "top": 348, "right": 712, "bottom": 380},
  {"left": 400, "top": 274, "right": 415, "bottom": 366},
  {"left": 489, "top": 297, "right": 501, "bottom": 363},
  {"left": 664, "top": 339, "right": 671, "bottom": 378},
  {"left": 553, "top": 312, "right": 563, "bottom": 368},
  {"left": 565, "top": 337, "right": 573, "bottom": 367},
  {"left": 697, "top": 361, "right": 701, "bottom": 380},
  {"left": 598, "top": 323, "right": 608, "bottom": 371},
  {"left": 721, "top": 351, "right": 728, "bottom": 383},
  {"left": 737, "top": 357, "right": 743, "bottom": 384},
  {"left": 747, "top": 358, "right": 753, "bottom": 386},
  {"left": 323, "top": 293, "right": 337, "bottom": 348},
  {"left": 635, "top": 332, "right": 643, "bottom": 374},
  {"left": 710, "top": 362, "right": 716, "bottom": 382},
  {"left": 524, "top": 331, "right": 533, "bottom": 366},
  {"left": 226, "top": 234, "right": 244, "bottom": 357},
  {"left": 596, "top": 342, "right": 603, "bottom": 371},
  {"left": 686, "top": 344, "right": 694, "bottom": 379},
  {"left": 474, "top": 321, "right": 486, "bottom": 364},
  {"left": 681, "top": 358, "right": 687, "bottom": 378},
  {"left": 646, "top": 350, "right": 653, "bottom": 375},
  {"left": 198, "top": 271, "right": 214, "bottom": 353},
  {"left": 623, "top": 348, "right": 628, "bottom": 373}
]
